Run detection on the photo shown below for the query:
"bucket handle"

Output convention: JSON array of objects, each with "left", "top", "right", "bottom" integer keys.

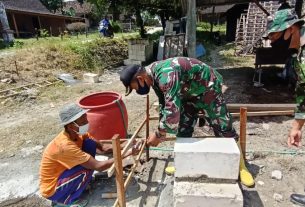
[{"left": 115, "top": 100, "right": 128, "bottom": 138}]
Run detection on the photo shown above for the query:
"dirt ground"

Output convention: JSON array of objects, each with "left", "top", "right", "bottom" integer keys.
[{"left": 1, "top": 59, "right": 305, "bottom": 207}]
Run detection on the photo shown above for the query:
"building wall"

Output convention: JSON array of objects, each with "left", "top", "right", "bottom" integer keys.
[
  {"left": 5, "top": 11, "right": 71, "bottom": 37},
  {"left": 7, "top": 13, "right": 36, "bottom": 37},
  {"left": 40, "top": 16, "right": 65, "bottom": 36}
]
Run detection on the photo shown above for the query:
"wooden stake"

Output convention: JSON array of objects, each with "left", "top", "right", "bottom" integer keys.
[
  {"left": 146, "top": 94, "right": 150, "bottom": 161},
  {"left": 108, "top": 119, "right": 146, "bottom": 177},
  {"left": 112, "top": 134, "right": 126, "bottom": 207},
  {"left": 240, "top": 107, "right": 247, "bottom": 159},
  {"left": 113, "top": 140, "right": 146, "bottom": 207}
]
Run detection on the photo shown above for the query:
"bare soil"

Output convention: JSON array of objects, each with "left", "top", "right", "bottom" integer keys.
[{"left": 0, "top": 60, "right": 304, "bottom": 207}]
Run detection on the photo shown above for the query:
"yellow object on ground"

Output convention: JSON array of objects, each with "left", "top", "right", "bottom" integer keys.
[
  {"left": 237, "top": 141, "right": 255, "bottom": 187},
  {"left": 165, "top": 166, "right": 176, "bottom": 175}
]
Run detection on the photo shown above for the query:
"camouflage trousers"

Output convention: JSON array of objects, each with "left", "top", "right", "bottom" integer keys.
[{"left": 176, "top": 83, "right": 238, "bottom": 139}]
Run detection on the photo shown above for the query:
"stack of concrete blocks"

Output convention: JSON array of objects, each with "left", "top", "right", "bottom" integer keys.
[
  {"left": 174, "top": 138, "right": 243, "bottom": 207},
  {"left": 124, "top": 39, "right": 153, "bottom": 66}
]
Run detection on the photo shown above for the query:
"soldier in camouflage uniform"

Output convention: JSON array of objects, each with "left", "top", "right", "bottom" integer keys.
[
  {"left": 267, "top": 8, "right": 305, "bottom": 205},
  {"left": 120, "top": 57, "right": 254, "bottom": 187}
]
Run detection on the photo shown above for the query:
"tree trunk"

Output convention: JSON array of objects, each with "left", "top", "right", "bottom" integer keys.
[
  {"left": 159, "top": 11, "right": 166, "bottom": 35},
  {"left": 134, "top": 1, "right": 145, "bottom": 38},
  {"left": 110, "top": 0, "right": 120, "bottom": 21}
]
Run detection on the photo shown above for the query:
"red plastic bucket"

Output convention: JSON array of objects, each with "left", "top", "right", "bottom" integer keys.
[{"left": 79, "top": 92, "right": 128, "bottom": 140}]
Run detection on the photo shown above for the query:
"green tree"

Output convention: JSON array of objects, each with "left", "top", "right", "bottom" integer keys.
[
  {"left": 86, "top": 0, "right": 110, "bottom": 19},
  {"left": 40, "top": 0, "right": 64, "bottom": 13},
  {"left": 87, "top": 0, "right": 182, "bottom": 37}
]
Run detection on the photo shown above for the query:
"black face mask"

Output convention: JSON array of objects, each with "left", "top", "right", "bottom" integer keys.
[{"left": 136, "top": 79, "right": 150, "bottom": 95}]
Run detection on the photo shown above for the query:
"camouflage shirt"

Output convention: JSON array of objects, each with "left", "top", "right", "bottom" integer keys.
[
  {"left": 146, "top": 57, "right": 223, "bottom": 134},
  {"left": 267, "top": 9, "right": 305, "bottom": 119}
]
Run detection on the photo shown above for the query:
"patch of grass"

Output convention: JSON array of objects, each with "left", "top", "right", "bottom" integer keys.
[
  {"left": 197, "top": 22, "right": 226, "bottom": 34},
  {"left": 218, "top": 43, "right": 254, "bottom": 67}
]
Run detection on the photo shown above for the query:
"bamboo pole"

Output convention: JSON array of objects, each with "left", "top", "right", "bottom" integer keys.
[
  {"left": 112, "top": 134, "right": 126, "bottom": 207},
  {"left": 240, "top": 107, "right": 247, "bottom": 159},
  {"left": 113, "top": 140, "right": 146, "bottom": 207},
  {"left": 108, "top": 119, "right": 146, "bottom": 177},
  {"left": 146, "top": 94, "right": 150, "bottom": 161}
]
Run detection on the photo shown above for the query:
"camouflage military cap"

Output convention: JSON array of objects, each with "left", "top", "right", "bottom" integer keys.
[{"left": 267, "top": 9, "right": 304, "bottom": 35}]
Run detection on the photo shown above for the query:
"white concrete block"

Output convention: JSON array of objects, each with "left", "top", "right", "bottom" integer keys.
[
  {"left": 174, "top": 138, "right": 240, "bottom": 180},
  {"left": 83, "top": 73, "right": 99, "bottom": 83},
  {"left": 174, "top": 181, "right": 243, "bottom": 207},
  {"left": 124, "top": 59, "right": 143, "bottom": 66}
]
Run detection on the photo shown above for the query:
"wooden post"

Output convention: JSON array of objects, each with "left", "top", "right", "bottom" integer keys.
[
  {"left": 37, "top": 16, "right": 42, "bottom": 29},
  {"left": 146, "top": 94, "right": 150, "bottom": 161},
  {"left": 210, "top": 6, "right": 215, "bottom": 33},
  {"left": 112, "top": 134, "right": 126, "bottom": 207},
  {"left": 59, "top": 27, "right": 63, "bottom": 40},
  {"left": 50, "top": 27, "right": 53, "bottom": 36},
  {"left": 186, "top": 0, "right": 196, "bottom": 58},
  {"left": 12, "top": 13, "right": 19, "bottom": 38},
  {"left": 240, "top": 107, "right": 247, "bottom": 159}
]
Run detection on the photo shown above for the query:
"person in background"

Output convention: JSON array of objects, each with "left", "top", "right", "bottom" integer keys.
[
  {"left": 266, "top": 4, "right": 305, "bottom": 205},
  {"left": 99, "top": 16, "right": 111, "bottom": 37}
]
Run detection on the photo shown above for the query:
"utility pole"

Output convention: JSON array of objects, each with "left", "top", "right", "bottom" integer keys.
[{"left": 186, "top": 0, "right": 196, "bottom": 58}]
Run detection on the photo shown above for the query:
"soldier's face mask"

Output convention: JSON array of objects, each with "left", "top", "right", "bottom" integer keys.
[{"left": 136, "top": 79, "right": 150, "bottom": 95}]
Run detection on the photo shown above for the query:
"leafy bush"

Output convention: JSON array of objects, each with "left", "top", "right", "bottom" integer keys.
[
  {"left": 66, "top": 22, "right": 87, "bottom": 33},
  {"left": 68, "top": 38, "right": 128, "bottom": 72},
  {"left": 13, "top": 41, "right": 25, "bottom": 49},
  {"left": 39, "top": 29, "right": 50, "bottom": 38},
  {"left": 110, "top": 21, "right": 122, "bottom": 33}
]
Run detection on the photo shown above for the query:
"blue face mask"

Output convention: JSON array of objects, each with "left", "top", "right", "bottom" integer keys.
[{"left": 136, "top": 79, "right": 150, "bottom": 95}]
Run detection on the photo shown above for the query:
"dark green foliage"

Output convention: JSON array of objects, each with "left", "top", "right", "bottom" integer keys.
[{"left": 39, "top": 0, "right": 64, "bottom": 13}]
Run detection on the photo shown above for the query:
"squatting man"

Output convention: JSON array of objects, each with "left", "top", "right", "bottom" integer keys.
[{"left": 39, "top": 103, "right": 140, "bottom": 207}]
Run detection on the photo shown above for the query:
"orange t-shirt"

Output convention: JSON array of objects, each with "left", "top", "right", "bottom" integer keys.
[{"left": 39, "top": 131, "right": 92, "bottom": 198}]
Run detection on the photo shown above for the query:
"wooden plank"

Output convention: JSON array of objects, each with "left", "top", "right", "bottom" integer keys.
[
  {"left": 227, "top": 104, "right": 296, "bottom": 112},
  {"left": 231, "top": 110, "right": 294, "bottom": 117},
  {"left": 240, "top": 108, "right": 247, "bottom": 159},
  {"left": 151, "top": 109, "right": 294, "bottom": 121},
  {"left": 146, "top": 95, "right": 150, "bottom": 161},
  {"left": 112, "top": 134, "right": 126, "bottom": 207},
  {"left": 108, "top": 119, "right": 147, "bottom": 177}
]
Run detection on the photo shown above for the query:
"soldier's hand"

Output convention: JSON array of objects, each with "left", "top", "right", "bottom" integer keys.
[
  {"left": 288, "top": 128, "right": 302, "bottom": 147},
  {"left": 147, "top": 133, "right": 162, "bottom": 147}
]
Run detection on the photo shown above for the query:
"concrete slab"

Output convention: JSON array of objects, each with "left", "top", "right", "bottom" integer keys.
[
  {"left": 174, "top": 181, "right": 243, "bottom": 207},
  {"left": 124, "top": 59, "right": 143, "bottom": 66},
  {"left": 174, "top": 138, "right": 240, "bottom": 180},
  {"left": 83, "top": 73, "right": 99, "bottom": 83}
]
